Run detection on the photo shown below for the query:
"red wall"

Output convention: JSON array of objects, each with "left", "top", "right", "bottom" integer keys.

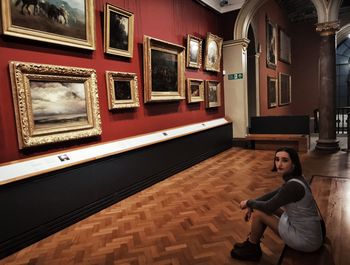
[
  {"left": 0, "top": 0, "right": 225, "bottom": 163},
  {"left": 254, "top": 0, "right": 293, "bottom": 116},
  {"left": 290, "top": 21, "right": 320, "bottom": 116},
  {"left": 254, "top": 0, "right": 321, "bottom": 117}
]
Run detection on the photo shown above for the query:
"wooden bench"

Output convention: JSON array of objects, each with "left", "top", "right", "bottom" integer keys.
[
  {"left": 247, "top": 116, "right": 310, "bottom": 152},
  {"left": 278, "top": 175, "right": 350, "bottom": 265},
  {"left": 246, "top": 133, "right": 309, "bottom": 152}
]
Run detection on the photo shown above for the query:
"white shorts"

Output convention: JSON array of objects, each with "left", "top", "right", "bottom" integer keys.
[{"left": 278, "top": 212, "right": 323, "bottom": 252}]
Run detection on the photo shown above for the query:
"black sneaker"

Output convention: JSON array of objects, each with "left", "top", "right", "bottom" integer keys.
[
  {"left": 231, "top": 240, "right": 262, "bottom": 261},
  {"left": 233, "top": 239, "right": 251, "bottom": 249},
  {"left": 234, "top": 235, "right": 263, "bottom": 249}
]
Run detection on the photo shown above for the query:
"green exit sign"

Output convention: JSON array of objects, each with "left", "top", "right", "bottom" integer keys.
[{"left": 228, "top": 73, "right": 243, "bottom": 80}]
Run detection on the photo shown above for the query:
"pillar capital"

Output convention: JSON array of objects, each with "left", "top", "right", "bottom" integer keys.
[
  {"left": 224, "top": 38, "right": 250, "bottom": 54},
  {"left": 316, "top": 21, "right": 340, "bottom": 36}
]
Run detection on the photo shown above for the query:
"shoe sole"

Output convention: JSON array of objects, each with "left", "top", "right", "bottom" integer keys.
[{"left": 231, "top": 252, "right": 261, "bottom": 262}]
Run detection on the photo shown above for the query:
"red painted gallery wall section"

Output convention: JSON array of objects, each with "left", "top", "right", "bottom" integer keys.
[
  {"left": 254, "top": 0, "right": 293, "bottom": 116},
  {"left": 254, "top": 0, "right": 322, "bottom": 117},
  {"left": 0, "top": 0, "right": 225, "bottom": 164}
]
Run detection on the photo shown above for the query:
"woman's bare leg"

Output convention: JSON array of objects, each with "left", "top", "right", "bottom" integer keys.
[{"left": 249, "top": 210, "right": 280, "bottom": 244}]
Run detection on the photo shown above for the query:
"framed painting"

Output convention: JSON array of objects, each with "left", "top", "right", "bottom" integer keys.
[
  {"left": 266, "top": 17, "right": 277, "bottom": 69},
  {"left": 205, "top": 80, "right": 221, "bottom": 108},
  {"left": 204, "top": 32, "right": 223, "bottom": 72},
  {"left": 187, "top": 78, "right": 204, "bottom": 103},
  {"left": 104, "top": 3, "right": 134, "bottom": 58},
  {"left": 143, "top": 36, "right": 185, "bottom": 103},
  {"left": 186, "top": 34, "right": 202, "bottom": 69},
  {"left": 267, "top": 76, "right": 278, "bottom": 108},
  {"left": 279, "top": 72, "right": 291, "bottom": 106},
  {"left": 105, "top": 71, "right": 139, "bottom": 109},
  {"left": 9, "top": 61, "right": 102, "bottom": 149},
  {"left": 279, "top": 28, "right": 291, "bottom": 64},
  {"left": 1, "top": 0, "right": 96, "bottom": 50}
]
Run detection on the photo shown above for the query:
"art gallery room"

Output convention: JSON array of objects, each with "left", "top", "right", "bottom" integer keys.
[{"left": 0, "top": 0, "right": 350, "bottom": 264}]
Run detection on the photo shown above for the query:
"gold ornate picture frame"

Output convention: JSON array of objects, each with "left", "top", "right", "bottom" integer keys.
[
  {"left": 106, "top": 71, "right": 139, "bottom": 109},
  {"left": 1, "top": 0, "right": 96, "bottom": 50},
  {"left": 266, "top": 17, "right": 277, "bottom": 69},
  {"left": 279, "top": 72, "right": 292, "bottom": 106},
  {"left": 267, "top": 76, "right": 278, "bottom": 108},
  {"left": 143, "top": 36, "right": 185, "bottom": 103},
  {"left": 204, "top": 32, "right": 223, "bottom": 72},
  {"left": 187, "top": 78, "right": 204, "bottom": 103},
  {"left": 186, "top": 34, "right": 202, "bottom": 69},
  {"left": 205, "top": 80, "right": 221, "bottom": 108},
  {"left": 9, "top": 61, "right": 102, "bottom": 149},
  {"left": 104, "top": 3, "right": 134, "bottom": 58}
]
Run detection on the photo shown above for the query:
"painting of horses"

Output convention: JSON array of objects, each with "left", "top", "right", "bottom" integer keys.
[
  {"left": 9, "top": 61, "right": 102, "bottom": 149},
  {"left": 143, "top": 36, "right": 185, "bottom": 103},
  {"left": 1, "top": 0, "right": 95, "bottom": 50}
]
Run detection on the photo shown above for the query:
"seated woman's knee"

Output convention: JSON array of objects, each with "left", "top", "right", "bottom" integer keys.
[{"left": 252, "top": 210, "right": 266, "bottom": 219}]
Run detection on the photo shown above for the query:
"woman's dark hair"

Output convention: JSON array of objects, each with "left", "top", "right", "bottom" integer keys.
[{"left": 271, "top": 147, "right": 302, "bottom": 176}]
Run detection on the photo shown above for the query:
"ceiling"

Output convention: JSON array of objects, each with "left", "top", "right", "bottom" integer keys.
[
  {"left": 196, "top": 0, "right": 245, "bottom": 13},
  {"left": 198, "top": 0, "right": 350, "bottom": 24}
]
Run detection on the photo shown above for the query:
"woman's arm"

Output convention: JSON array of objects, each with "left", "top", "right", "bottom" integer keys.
[
  {"left": 254, "top": 187, "right": 281, "bottom": 201},
  {"left": 246, "top": 181, "right": 305, "bottom": 215}
]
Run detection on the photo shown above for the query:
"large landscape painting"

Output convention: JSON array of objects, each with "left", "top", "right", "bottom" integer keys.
[{"left": 2, "top": 0, "right": 95, "bottom": 49}]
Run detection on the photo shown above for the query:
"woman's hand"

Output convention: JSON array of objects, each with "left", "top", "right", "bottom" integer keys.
[
  {"left": 244, "top": 208, "right": 252, "bottom": 222},
  {"left": 239, "top": 200, "right": 252, "bottom": 222},
  {"left": 239, "top": 200, "right": 248, "bottom": 209}
]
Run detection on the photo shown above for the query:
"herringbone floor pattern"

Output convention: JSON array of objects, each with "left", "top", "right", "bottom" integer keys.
[{"left": 1, "top": 147, "right": 349, "bottom": 265}]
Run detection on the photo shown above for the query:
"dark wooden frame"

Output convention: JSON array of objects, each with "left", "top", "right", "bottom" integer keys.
[{"left": 267, "top": 76, "right": 278, "bottom": 108}]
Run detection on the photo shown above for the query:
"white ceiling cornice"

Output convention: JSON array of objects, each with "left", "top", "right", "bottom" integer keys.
[{"left": 197, "top": 0, "right": 245, "bottom": 13}]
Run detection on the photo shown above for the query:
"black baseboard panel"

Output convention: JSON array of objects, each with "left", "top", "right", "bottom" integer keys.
[{"left": 0, "top": 123, "right": 232, "bottom": 259}]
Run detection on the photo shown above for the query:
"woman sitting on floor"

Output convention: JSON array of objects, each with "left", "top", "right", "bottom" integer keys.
[{"left": 231, "top": 147, "right": 324, "bottom": 261}]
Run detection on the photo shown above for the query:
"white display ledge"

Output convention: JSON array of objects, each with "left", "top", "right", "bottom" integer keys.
[{"left": 0, "top": 118, "right": 230, "bottom": 185}]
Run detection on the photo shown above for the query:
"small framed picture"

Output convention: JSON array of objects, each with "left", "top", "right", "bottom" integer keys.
[
  {"left": 106, "top": 71, "right": 139, "bottom": 109},
  {"left": 267, "top": 76, "right": 278, "bottom": 108},
  {"left": 279, "top": 72, "right": 291, "bottom": 106},
  {"left": 279, "top": 28, "right": 291, "bottom": 64},
  {"left": 104, "top": 3, "right": 134, "bottom": 58},
  {"left": 205, "top": 80, "right": 221, "bottom": 108},
  {"left": 204, "top": 32, "right": 223, "bottom": 72},
  {"left": 186, "top": 34, "right": 202, "bottom": 69},
  {"left": 187, "top": 78, "right": 204, "bottom": 103}
]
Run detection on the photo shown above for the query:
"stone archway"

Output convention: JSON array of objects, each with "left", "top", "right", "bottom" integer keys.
[
  {"left": 223, "top": 0, "right": 268, "bottom": 138},
  {"left": 224, "top": 0, "right": 340, "bottom": 145}
]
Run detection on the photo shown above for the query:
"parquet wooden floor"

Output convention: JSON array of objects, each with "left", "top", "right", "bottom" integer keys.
[{"left": 1, "top": 148, "right": 349, "bottom": 265}]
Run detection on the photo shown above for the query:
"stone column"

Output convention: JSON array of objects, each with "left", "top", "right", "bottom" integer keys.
[
  {"left": 315, "top": 21, "right": 340, "bottom": 152},
  {"left": 223, "top": 39, "right": 250, "bottom": 138}
]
